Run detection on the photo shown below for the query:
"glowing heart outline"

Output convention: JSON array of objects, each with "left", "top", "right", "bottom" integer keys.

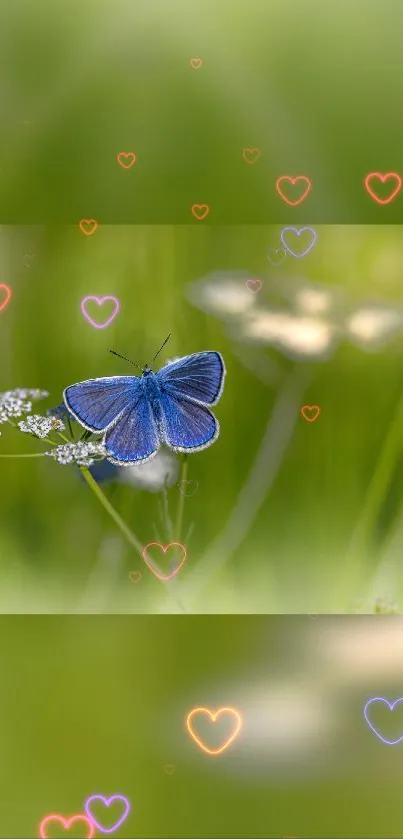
[
  {"left": 0, "top": 284, "right": 11, "bottom": 313},
  {"left": 39, "top": 814, "right": 95, "bottom": 839},
  {"left": 142, "top": 541, "right": 187, "bottom": 581},
  {"left": 84, "top": 794, "right": 131, "bottom": 834},
  {"left": 280, "top": 226, "right": 317, "bottom": 258},
  {"left": 186, "top": 706, "right": 242, "bottom": 755},
  {"left": 364, "top": 697, "right": 403, "bottom": 745},
  {"left": 364, "top": 172, "right": 402, "bottom": 205},
  {"left": 116, "top": 152, "right": 137, "bottom": 169},
  {"left": 79, "top": 219, "right": 98, "bottom": 236},
  {"left": 275, "top": 175, "right": 312, "bottom": 206},
  {"left": 80, "top": 296, "right": 120, "bottom": 329}
]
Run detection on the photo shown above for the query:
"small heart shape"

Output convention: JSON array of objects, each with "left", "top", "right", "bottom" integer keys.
[
  {"left": 79, "top": 219, "right": 98, "bottom": 236},
  {"left": 246, "top": 278, "right": 262, "bottom": 294},
  {"left": 275, "top": 176, "right": 312, "bottom": 206},
  {"left": 301, "top": 404, "right": 320, "bottom": 422},
  {"left": 242, "top": 147, "right": 260, "bottom": 165},
  {"left": 267, "top": 247, "right": 287, "bottom": 266},
  {"left": 116, "top": 151, "right": 137, "bottom": 169},
  {"left": 164, "top": 763, "right": 176, "bottom": 775},
  {"left": 0, "top": 284, "right": 11, "bottom": 313},
  {"left": 128, "top": 570, "right": 142, "bottom": 584},
  {"left": 191, "top": 203, "right": 210, "bottom": 220},
  {"left": 142, "top": 541, "right": 187, "bottom": 581},
  {"left": 177, "top": 479, "right": 198, "bottom": 497},
  {"left": 189, "top": 57, "right": 203, "bottom": 69},
  {"left": 364, "top": 172, "right": 402, "bottom": 205},
  {"left": 39, "top": 814, "right": 95, "bottom": 839}
]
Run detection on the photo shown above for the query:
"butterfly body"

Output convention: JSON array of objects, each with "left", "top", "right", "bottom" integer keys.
[{"left": 63, "top": 351, "right": 226, "bottom": 466}]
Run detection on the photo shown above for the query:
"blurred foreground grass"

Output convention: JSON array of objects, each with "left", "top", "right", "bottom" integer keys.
[{"left": 2, "top": 225, "right": 403, "bottom": 613}]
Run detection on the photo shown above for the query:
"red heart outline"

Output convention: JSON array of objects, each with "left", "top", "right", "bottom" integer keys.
[
  {"left": 364, "top": 172, "right": 402, "bottom": 205},
  {"left": 0, "top": 284, "right": 11, "bottom": 313}
]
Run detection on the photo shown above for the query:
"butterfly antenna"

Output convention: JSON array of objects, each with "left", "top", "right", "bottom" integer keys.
[
  {"left": 152, "top": 333, "right": 171, "bottom": 363},
  {"left": 108, "top": 349, "right": 143, "bottom": 371}
]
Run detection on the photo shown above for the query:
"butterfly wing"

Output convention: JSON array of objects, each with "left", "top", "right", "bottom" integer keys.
[
  {"left": 104, "top": 393, "right": 160, "bottom": 465},
  {"left": 157, "top": 351, "right": 226, "bottom": 405},
  {"left": 63, "top": 376, "right": 140, "bottom": 432},
  {"left": 157, "top": 390, "right": 219, "bottom": 453}
]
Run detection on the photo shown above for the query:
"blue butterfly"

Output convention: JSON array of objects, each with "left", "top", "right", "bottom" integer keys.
[{"left": 63, "top": 350, "right": 226, "bottom": 466}]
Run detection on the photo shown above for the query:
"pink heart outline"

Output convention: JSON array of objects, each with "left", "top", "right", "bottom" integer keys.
[
  {"left": 84, "top": 794, "right": 131, "bottom": 834},
  {"left": 81, "top": 296, "right": 120, "bottom": 329}
]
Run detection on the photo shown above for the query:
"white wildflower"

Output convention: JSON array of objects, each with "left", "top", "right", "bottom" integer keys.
[
  {"left": 18, "top": 414, "right": 65, "bottom": 439},
  {"left": 0, "top": 387, "right": 48, "bottom": 425},
  {"left": 45, "top": 441, "right": 106, "bottom": 467},
  {"left": 0, "top": 395, "right": 32, "bottom": 424},
  {"left": 3, "top": 388, "right": 48, "bottom": 400},
  {"left": 119, "top": 448, "right": 179, "bottom": 492}
]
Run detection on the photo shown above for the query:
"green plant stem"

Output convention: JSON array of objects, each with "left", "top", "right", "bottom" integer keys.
[
  {"left": 0, "top": 452, "right": 46, "bottom": 458},
  {"left": 176, "top": 455, "right": 188, "bottom": 543},
  {"left": 79, "top": 466, "right": 187, "bottom": 613},
  {"left": 80, "top": 467, "right": 144, "bottom": 555}
]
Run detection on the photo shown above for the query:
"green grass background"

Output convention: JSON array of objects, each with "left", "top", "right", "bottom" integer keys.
[
  {"left": 1, "top": 614, "right": 403, "bottom": 839},
  {"left": 1, "top": 224, "right": 403, "bottom": 613}
]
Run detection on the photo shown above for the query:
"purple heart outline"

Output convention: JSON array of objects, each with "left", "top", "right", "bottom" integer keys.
[
  {"left": 84, "top": 794, "right": 131, "bottom": 833},
  {"left": 363, "top": 697, "right": 403, "bottom": 745},
  {"left": 81, "top": 295, "right": 120, "bottom": 329},
  {"left": 280, "top": 226, "right": 317, "bottom": 258}
]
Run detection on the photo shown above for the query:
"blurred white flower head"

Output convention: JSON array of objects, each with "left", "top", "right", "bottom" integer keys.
[
  {"left": 186, "top": 272, "right": 257, "bottom": 318},
  {"left": 234, "top": 310, "right": 339, "bottom": 361},
  {"left": 346, "top": 303, "right": 403, "bottom": 351},
  {"left": 118, "top": 448, "right": 179, "bottom": 492}
]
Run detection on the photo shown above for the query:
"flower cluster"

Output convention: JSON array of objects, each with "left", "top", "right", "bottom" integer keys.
[
  {"left": 45, "top": 441, "right": 106, "bottom": 467},
  {"left": 18, "top": 414, "right": 65, "bottom": 439},
  {"left": 0, "top": 388, "right": 49, "bottom": 435}
]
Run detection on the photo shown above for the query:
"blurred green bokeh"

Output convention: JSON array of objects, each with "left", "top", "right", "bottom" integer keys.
[
  {"left": 1, "top": 0, "right": 403, "bottom": 222},
  {"left": 2, "top": 614, "right": 403, "bottom": 839},
  {"left": 1, "top": 225, "right": 403, "bottom": 613}
]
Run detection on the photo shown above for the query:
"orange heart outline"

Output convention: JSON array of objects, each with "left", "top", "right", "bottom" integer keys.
[
  {"left": 186, "top": 706, "right": 242, "bottom": 755},
  {"left": 242, "top": 147, "right": 261, "bottom": 164},
  {"left": 0, "top": 283, "right": 11, "bottom": 313},
  {"left": 128, "top": 570, "right": 142, "bottom": 584},
  {"left": 275, "top": 176, "right": 311, "bottom": 206},
  {"left": 79, "top": 219, "right": 98, "bottom": 236},
  {"left": 189, "top": 57, "right": 203, "bottom": 69},
  {"left": 116, "top": 151, "right": 137, "bottom": 169},
  {"left": 364, "top": 171, "right": 402, "bottom": 205},
  {"left": 39, "top": 814, "right": 95, "bottom": 839},
  {"left": 142, "top": 541, "right": 187, "bottom": 581},
  {"left": 191, "top": 203, "right": 210, "bottom": 220},
  {"left": 301, "top": 404, "right": 320, "bottom": 422}
]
